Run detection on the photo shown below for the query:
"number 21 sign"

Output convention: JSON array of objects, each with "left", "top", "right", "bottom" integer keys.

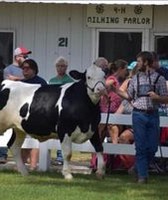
[{"left": 58, "top": 37, "right": 68, "bottom": 47}]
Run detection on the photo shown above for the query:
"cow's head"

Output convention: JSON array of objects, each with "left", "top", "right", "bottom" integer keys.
[{"left": 69, "top": 65, "right": 106, "bottom": 104}]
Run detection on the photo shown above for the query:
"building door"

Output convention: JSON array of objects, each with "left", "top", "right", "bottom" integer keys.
[
  {"left": 97, "top": 30, "right": 144, "bottom": 64},
  {"left": 0, "top": 31, "right": 14, "bottom": 66}
]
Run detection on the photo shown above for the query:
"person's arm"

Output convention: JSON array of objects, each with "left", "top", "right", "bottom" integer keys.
[
  {"left": 148, "top": 91, "right": 168, "bottom": 104},
  {"left": 110, "top": 84, "right": 130, "bottom": 100},
  {"left": 119, "top": 79, "right": 130, "bottom": 92},
  {"left": 4, "top": 67, "right": 24, "bottom": 81},
  {"left": 6, "top": 74, "right": 23, "bottom": 81},
  {"left": 106, "top": 76, "right": 131, "bottom": 100},
  {"left": 115, "top": 103, "right": 124, "bottom": 114},
  {"left": 148, "top": 75, "right": 168, "bottom": 103}
]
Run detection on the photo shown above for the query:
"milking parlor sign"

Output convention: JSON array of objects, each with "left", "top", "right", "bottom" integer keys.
[{"left": 86, "top": 5, "right": 153, "bottom": 28}]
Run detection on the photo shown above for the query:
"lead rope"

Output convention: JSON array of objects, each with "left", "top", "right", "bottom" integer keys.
[
  {"left": 103, "top": 97, "right": 111, "bottom": 142},
  {"left": 103, "top": 97, "right": 114, "bottom": 174}
]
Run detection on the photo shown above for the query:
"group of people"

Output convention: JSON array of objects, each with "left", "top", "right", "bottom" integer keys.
[
  {"left": 90, "top": 57, "right": 136, "bottom": 172},
  {"left": 91, "top": 51, "right": 168, "bottom": 184},
  {"left": 0, "top": 46, "right": 73, "bottom": 169},
  {"left": 0, "top": 48, "right": 168, "bottom": 184}
]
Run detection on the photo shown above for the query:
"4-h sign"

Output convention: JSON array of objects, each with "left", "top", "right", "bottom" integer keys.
[{"left": 86, "top": 5, "right": 153, "bottom": 29}]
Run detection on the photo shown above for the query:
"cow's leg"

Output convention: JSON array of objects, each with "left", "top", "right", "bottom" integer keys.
[
  {"left": 90, "top": 130, "right": 105, "bottom": 178},
  {"left": 9, "top": 129, "right": 28, "bottom": 176},
  {"left": 60, "top": 134, "right": 73, "bottom": 180}
]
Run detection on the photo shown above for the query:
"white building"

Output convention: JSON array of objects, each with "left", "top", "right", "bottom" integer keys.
[{"left": 0, "top": 0, "right": 168, "bottom": 81}]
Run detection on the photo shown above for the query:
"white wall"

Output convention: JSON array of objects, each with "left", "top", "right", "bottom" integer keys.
[
  {"left": 0, "top": 2, "right": 92, "bottom": 81},
  {"left": 0, "top": 3, "right": 168, "bottom": 81},
  {"left": 153, "top": 5, "right": 168, "bottom": 33}
]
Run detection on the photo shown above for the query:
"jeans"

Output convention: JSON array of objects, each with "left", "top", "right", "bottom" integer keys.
[
  {"left": 56, "top": 150, "right": 63, "bottom": 162},
  {"left": 0, "top": 147, "right": 8, "bottom": 159},
  {"left": 132, "top": 110, "right": 160, "bottom": 178}
]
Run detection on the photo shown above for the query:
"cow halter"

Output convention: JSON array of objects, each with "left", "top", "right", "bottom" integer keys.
[{"left": 86, "top": 81, "right": 106, "bottom": 92}]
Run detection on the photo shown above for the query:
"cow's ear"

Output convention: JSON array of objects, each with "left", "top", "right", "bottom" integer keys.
[{"left": 69, "top": 70, "right": 86, "bottom": 81}]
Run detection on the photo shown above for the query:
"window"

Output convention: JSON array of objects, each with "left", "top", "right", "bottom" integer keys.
[
  {"left": 98, "top": 31, "right": 142, "bottom": 64},
  {"left": 155, "top": 35, "right": 168, "bottom": 68},
  {"left": 155, "top": 35, "right": 168, "bottom": 59},
  {"left": 0, "top": 31, "right": 14, "bottom": 67}
]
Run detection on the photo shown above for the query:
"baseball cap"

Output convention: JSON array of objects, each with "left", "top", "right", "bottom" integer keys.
[
  {"left": 128, "top": 61, "right": 137, "bottom": 70},
  {"left": 14, "top": 47, "right": 32, "bottom": 56}
]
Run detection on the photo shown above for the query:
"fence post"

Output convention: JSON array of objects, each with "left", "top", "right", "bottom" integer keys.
[{"left": 38, "top": 141, "right": 51, "bottom": 171}]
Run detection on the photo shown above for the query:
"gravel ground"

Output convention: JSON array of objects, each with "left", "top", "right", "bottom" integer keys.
[{"left": 0, "top": 152, "right": 92, "bottom": 175}]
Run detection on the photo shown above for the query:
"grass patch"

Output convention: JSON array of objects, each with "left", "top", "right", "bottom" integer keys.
[
  {"left": 0, "top": 169, "right": 168, "bottom": 200},
  {"left": 3, "top": 151, "right": 168, "bottom": 200}
]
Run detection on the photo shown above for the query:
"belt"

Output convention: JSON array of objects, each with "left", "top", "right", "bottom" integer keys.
[{"left": 133, "top": 107, "right": 157, "bottom": 114}]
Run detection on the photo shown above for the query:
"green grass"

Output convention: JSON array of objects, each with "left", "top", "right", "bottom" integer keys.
[
  {"left": 0, "top": 169, "right": 168, "bottom": 200},
  {"left": 2, "top": 152, "right": 168, "bottom": 200}
]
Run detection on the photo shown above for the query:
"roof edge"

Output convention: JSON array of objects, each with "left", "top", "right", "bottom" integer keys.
[{"left": 1, "top": 1, "right": 168, "bottom": 5}]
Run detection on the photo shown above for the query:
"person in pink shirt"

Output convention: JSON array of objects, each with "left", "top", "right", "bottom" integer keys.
[
  {"left": 90, "top": 58, "right": 128, "bottom": 172},
  {"left": 99, "top": 59, "right": 128, "bottom": 141}
]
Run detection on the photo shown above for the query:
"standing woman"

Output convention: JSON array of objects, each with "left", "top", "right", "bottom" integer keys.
[
  {"left": 90, "top": 58, "right": 128, "bottom": 171},
  {"left": 99, "top": 59, "right": 128, "bottom": 142},
  {"left": 49, "top": 56, "right": 74, "bottom": 165},
  {"left": 21, "top": 58, "right": 47, "bottom": 170},
  {"left": 21, "top": 59, "right": 47, "bottom": 85}
]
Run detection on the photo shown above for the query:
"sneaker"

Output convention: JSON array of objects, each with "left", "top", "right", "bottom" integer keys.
[
  {"left": 56, "top": 160, "right": 63, "bottom": 165},
  {"left": 56, "top": 156, "right": 63, "bottom": 165},
  {"left": 52, "top": 159, "right": 63, "bottom": 166},
  {"left": 56, "top": 150, "right": 63, "bottom": 165},
  {"left": 137, "top": 177, "right": 148, "bottom": 184},
  {"left": 0, "top": 157, "right": 7, "bottom": 164},
  {"left": 128, "top": 166, "right": 138, "bottom": 182}
]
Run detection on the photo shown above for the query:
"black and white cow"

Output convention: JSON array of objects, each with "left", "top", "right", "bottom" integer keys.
[{"left": 0, "top": 65, "right": 106, "bottom": 179}]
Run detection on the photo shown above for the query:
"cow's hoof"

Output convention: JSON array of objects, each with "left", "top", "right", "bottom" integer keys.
[
  {"left": 62, "top": 168, "right": 73, "bottom": 180},
  {"left": 21, "top": 170, "right": 29, "bottom": 176},
  {"left": 19, "top": 167, "right": 29, "bottom": 176},
  {"left": 96, "top": 171, "right": 105, "bottom": 180},
  {"left": 64, "top": 173, "right": 73, "bottom": 180}
]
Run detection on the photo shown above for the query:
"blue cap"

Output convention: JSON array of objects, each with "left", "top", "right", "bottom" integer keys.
[
  {"left": 128, "top": 61, "right": 137, "bottom": 70},
  {"left": 159, "top": 60, "right": 168, "bottom": 68}
]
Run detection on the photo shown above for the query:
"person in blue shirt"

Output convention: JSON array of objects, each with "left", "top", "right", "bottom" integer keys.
[
  {"left": 21, "top": 59, "right": 47, "bottom": 85},
  {"left": 0, "top": 46, "right": 32, "bottom": 164},
  {"left": 21, "top": 58, "right": 47, "bottom": 170}
]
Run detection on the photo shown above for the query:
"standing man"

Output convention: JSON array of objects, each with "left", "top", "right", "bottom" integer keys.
[
  {"left": 0, "top": 46, "right": 32, "bottom": 164},
  {"left": 111, "top": 51, "right": 168, "bottom": 183},
  {"left": 4, "top": 46, "right": 32, "bottom": 80},
  {"left": 49, "top": 56, "right": 74, "bottom": 165}
]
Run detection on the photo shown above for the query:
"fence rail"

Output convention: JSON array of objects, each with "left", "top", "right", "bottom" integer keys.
[{"left": 0, "top": 114, "right": 168, "bottom": 171}]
